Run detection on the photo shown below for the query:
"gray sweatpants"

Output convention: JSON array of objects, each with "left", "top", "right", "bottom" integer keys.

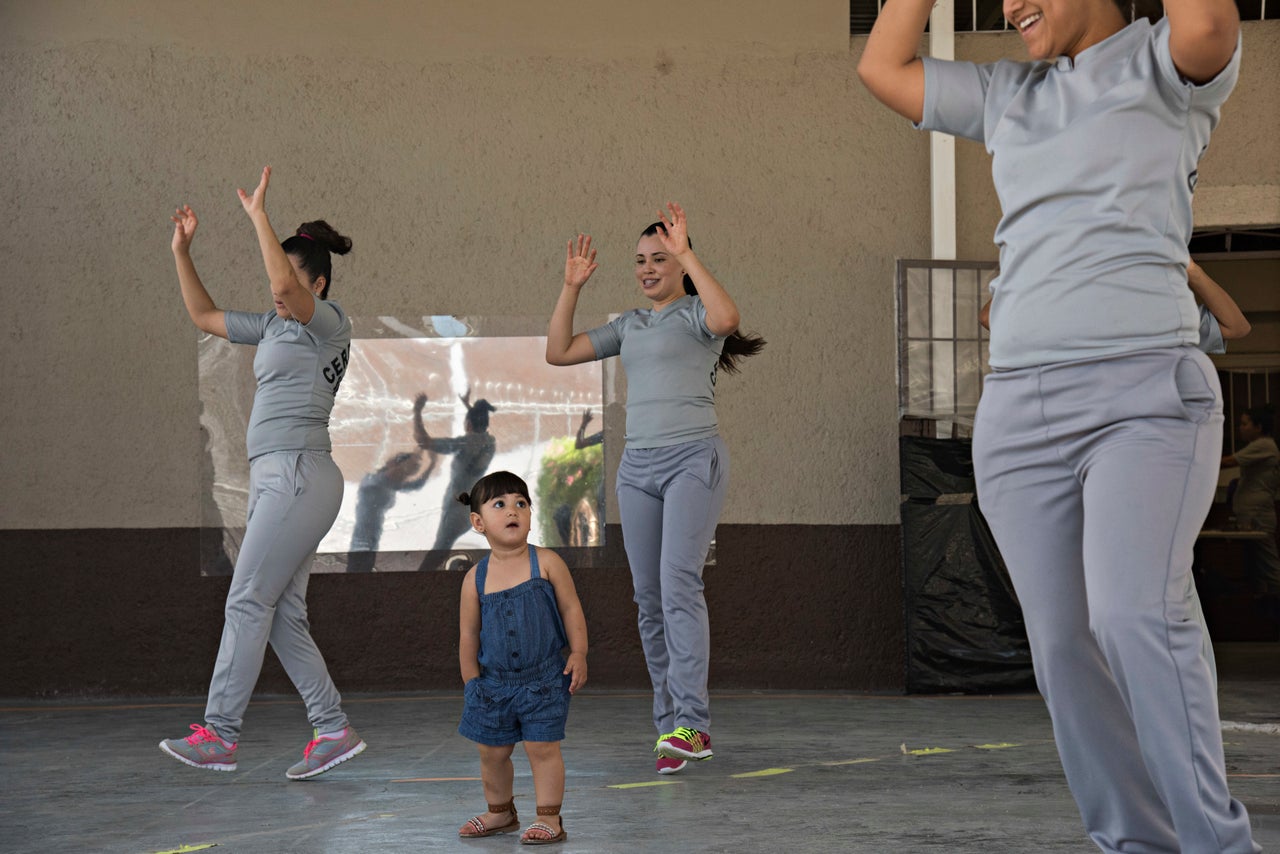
[
  {"left": 205, "top": 450, "right": 349, "bottom": 743},
  {"left": 972, "top": 347, "right": 1257, "bottom": 854},
  {"left": 616, "top": 435, "right": 728, "bottom": 735}
]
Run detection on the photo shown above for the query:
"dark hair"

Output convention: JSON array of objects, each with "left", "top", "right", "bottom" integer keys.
[
  {"left": 280, "top": 220, "right": 352, "bottom": 300},
  {"left": 639, "top": 223, "right": 766, "bottom": 375},
  {"left": 464, "top": 398, "right": 497, "bottom": 432},
  {"left": 1244, "top": 405, "right": 1275, "bottom": 436},
  {"left": 457, "top": 470, "right": 531, "bottom": 512}
]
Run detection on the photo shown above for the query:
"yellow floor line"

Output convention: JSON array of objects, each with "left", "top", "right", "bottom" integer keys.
[
  {"left": 730, "top": 768, "right": 794, "bottom": 778},
  {"left": 607, "top": 780, "right": 681, "bottom": 789}
]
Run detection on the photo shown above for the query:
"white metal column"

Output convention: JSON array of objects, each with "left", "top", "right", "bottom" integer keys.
[{"left": 929, "top": 0, "right": 956, "bottom": 260}]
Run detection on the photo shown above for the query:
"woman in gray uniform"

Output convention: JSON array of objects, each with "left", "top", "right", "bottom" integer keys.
[
  {"left": 546, "top": 204, "right": 764, "bottom": 775},
  {"left": 160, "top": 167, "right": 366, "bottom": 781},
  {"left": 859, "top": 1, "right": 1256, "bottom": 852},
  {"left": 1223, "top": 406, "right": 1280, "bottom": 596}
]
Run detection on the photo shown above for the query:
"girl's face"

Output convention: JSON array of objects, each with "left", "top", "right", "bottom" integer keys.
[
  {"left": 274, "top": 254, "right": 325, "bottom": 319},
  {"left": 470, "top": 492, "right": 532, "bottom": 549},
  {"left": 1239, "top": 414, "right": 1261, "bottom": 443},
  {"left": 635, "top": 234, "right": 687, "bottom": 309},
  {"left": 1002, "top": 0, "right": 1123, "bottom": 61}
]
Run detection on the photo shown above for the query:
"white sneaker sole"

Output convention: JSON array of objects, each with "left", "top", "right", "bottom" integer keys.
[
  {"left": 286, "top": 739, "right": 366, "bottom": 780},
  {"left": 159, "top": 740, "right": 236, "bottom": 771}
]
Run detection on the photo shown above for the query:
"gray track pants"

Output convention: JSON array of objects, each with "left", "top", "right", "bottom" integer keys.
[
  {"left": 616, "top": 435, "right": 728, "bottom": 735},
  {"left": 205, "top": 450, "right": 348, "bottom": 743},
  {"left": 972, "top": 347, "right": 1257, "bottom": 854}
]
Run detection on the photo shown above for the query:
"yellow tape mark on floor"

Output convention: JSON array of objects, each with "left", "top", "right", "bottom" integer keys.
[
  {"left": 153, "top": 845, "right": 218, "bottom": 853},
  {"left": 974, "top": 742, "right": 1022, "bottom": 750},
  {"left": 820, "top": 758, "right": 881, "bottom": 766},
  {"left": 905, "top": 747, "right": 955, "bottom": 756},
  {"left": 607, "top": 780, "right": 682, "bottom": 789},
  {"left": 731, "top": 768, "right": 794, "bottom": 778}
]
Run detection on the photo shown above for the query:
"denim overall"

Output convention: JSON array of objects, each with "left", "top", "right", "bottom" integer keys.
[{"left": 458, "top": 546, "right": 571, "bottom": 746}]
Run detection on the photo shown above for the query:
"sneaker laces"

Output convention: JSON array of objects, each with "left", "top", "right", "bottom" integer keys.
[
  {"left": 302, "top": 727, "right": 346, "bottom": 759},
  {"left": 184, "top": 724, "right": 223, "bottom": 745},
  {"left": 654, "top": 726, "right": 704, "bottom": 752}
]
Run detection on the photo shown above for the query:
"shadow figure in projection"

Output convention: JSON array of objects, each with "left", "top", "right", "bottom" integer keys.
[
  {"left": 421, "top": 388, "right": 498, "bottom": 552},
  {"left": 347, "top": 393, "right": 438, "bottom": 572}
]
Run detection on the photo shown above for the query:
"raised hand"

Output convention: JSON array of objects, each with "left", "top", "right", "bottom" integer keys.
[
  {"left": 171, "top": 205, "right": 198, "bottom": 253},
  {"left": 579, "top": 409, "right": 594, "bottom": 430},
  {"left": 564, "top": 234, "right": 599, "bottom": 290},
  {"left": 414, "top": 392, "right": 428, "bottom": 411},
  {"left": 236, "top": 166, "right": 271, "bottom": 218},
  {"left": 654, "top": 202, "right": 691, "bottom": 255}
]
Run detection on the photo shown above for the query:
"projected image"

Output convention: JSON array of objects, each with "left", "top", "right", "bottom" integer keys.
[{"left": 198, "top": 318, "right": 605, "bottom": 574}]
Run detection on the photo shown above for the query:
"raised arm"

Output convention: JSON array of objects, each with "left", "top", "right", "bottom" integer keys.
[
  {"left": 1165, "top": 0, "right": 1240, "bottom": 84},
  {"left": 238, "top": 166, "right": 317, "bottom": 325},
  {"left": 171, "top": 206, "right": 228, "bottom": 339},
  {"left": 856, "top": 0, "right": 934, "bottom": 124},
  {"left": 412, "top": 392, "right": 432, "bottom": 449},
  {"left": 655, "top": 203, "right": 739, "bottom": 337},
  {"left": 546, "top": 234, "right": 602, "bottom": 366},
  {"left": 1188, "top": 260, "right": 1250, "bottom": 339}
]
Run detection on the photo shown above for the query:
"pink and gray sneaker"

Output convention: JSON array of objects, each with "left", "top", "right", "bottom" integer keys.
[
  {"left": 159, "top": 724, "right": 237, "bottom": 771},
  {"left": 286, "top": 727, "right": 366, "bottom": 780}
]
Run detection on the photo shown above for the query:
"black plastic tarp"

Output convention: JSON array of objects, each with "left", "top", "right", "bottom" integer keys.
[{"left": 901, "top": 436, "right": 1036, "bottom": 693}]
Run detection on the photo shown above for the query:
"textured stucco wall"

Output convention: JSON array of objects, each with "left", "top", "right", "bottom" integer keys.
[
  {"left": 0, "top": 0, "right": 921, "bottom": 531},
  {"left": 950, "top": 21, "right": 1280, "bottom": 262},
  {"left": 4, "top": 7, "right": 1275, "bottom": 533}
]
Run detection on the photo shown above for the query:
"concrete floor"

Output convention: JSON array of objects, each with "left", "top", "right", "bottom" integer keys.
[{"left": 1, "top": 645, "right": 1277, "bottom": 854}]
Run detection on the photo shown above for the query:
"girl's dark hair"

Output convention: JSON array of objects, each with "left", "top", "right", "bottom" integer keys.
[
  {"left": 640, "top": 223, "right": 766, "bottom": 375},
  {"left": 1244, "top": 405, "right": 1275, "bottom": 436},
  {"left": 281, "top": 220, "right": 352, "bottom": 300},
  {"left": 457, "top": 470, "right": 531, "bottom": 512}
]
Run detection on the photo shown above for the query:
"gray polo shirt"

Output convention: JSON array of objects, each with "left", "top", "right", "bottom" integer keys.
[
  {"left": 586, "top": 294, "right": 724, "bottom": 449},
  {"left": 918, "top": 18, "right": 1240, "bottom": 369},
  {"left": 224, "top": 300, "right": 352, "bottom": 460}
]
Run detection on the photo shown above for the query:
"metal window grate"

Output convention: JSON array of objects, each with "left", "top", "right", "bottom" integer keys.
[
  {"left": 896, "top": 259, "right": 998, "bottom": 429},
  {"left": 851, "top": 0, "right": 1270, "bottom": 35}
]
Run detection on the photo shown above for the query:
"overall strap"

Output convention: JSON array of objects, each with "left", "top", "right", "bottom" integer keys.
[
  {"left": 528, "top": 544, "right": 541, "bottom": 579},
  {"left": 474, "top": 555, "right": 490, "bottom": 595}
]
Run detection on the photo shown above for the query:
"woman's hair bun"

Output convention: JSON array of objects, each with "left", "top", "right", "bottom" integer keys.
[{"left": 296, "top": 220, "right": 352, "bottom": 255}]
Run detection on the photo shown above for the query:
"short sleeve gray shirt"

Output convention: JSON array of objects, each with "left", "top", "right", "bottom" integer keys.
[
  {"left": 223, "top": 300, "right": 352, "bottom": 460},
  {"left": 917, "top": 19, "right": 1240, "bottom": 369},
  {"left": 586, "top": 295, "right": 725, "bottom": 449}
]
